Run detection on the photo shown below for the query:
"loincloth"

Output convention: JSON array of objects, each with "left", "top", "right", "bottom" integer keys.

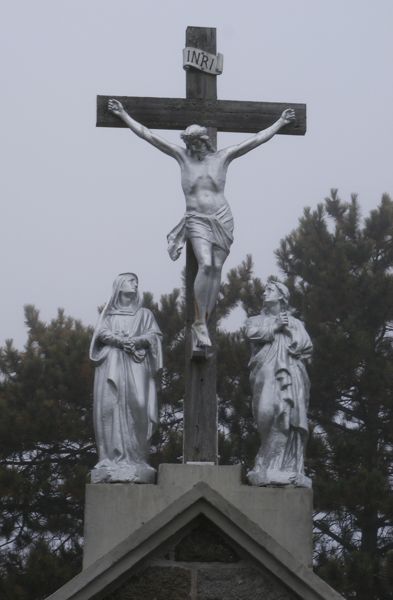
[{"left": 167, "top": 204, "right": 234, "bottom": 261}]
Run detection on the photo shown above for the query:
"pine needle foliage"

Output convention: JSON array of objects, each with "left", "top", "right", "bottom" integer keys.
[
  {"left": 276, "top": 191, "right": 393, "bottom": 600},
  {"left": 0, "top": 193, "right": 392, "bottom": 599}
]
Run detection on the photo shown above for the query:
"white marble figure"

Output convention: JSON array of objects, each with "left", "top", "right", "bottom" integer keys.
[
  {"left": 245, "top": 281, "right": 312, "bottom": 487},
  {"left": 108, "top": 99, "right": 295, "bottom": 349},
  {"left": 89, "top": 273, "right": 163, "bottom": 484}
]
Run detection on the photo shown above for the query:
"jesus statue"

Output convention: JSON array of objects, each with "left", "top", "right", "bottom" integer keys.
[{"left": 108, "top": 99, "right": 295, "bottom": 349}]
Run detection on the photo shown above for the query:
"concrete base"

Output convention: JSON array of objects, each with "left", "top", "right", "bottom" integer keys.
[
  {"left": 83, "top": 463, "right": 313, "bottom": 570},
  {"left": 247, "top": 466, "right": 312, "bottom": 488},
  {"left": 90, "top": 461, "right": 156, "bottom": 484}
]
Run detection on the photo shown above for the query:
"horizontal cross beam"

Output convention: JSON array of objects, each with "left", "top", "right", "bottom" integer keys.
[{"left": 96, "top": 95, "right": 306, "bottom": 135}]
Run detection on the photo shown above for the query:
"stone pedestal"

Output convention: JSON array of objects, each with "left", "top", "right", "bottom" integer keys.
[
  {"left": 49, "top": 463, "right": 343, "bottom": 600},
  {"left": 83, "top": 464, "right": 313, "bottom": 569}
]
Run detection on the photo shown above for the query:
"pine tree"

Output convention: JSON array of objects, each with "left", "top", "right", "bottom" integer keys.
[
  {"left": 216, "top": 256, "right": 262, "bottom": 468},
  {"left": 276, "top": 191, "right": 393, "bottom": 599},
  {"left": 1, "top": 193, "right": 393, "bottom": 599},
  {"left": 0, "top": 306, "right": 95, "bottom": 599}
]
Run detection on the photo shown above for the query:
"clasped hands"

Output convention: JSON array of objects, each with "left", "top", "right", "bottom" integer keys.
[
  {"left": 121, "top": 335, "right": 136, "bottom": 353},
  {"left": 275, "top": 312, "right": 289, "bottom": 332},
  {"left": 115, "top": 333, "right": 148, "bottom": 353},
  {"left": 275, "top": 315, "right": 302, "bottom": 357}
]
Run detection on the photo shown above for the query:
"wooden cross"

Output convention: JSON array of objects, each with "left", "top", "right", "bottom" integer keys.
[{"left": 96, "top": 26, "right": 306, "bottom": 464}]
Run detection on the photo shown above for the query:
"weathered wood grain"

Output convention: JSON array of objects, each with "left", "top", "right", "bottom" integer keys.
[
  {"left": 183, "top": 26, "right": 218, "bottom": 464},
  {"left": 184, "top": 243, "right": 218, "bottom": 463},
  {"left": 96, "top": 96, "right": 306, "bottom": 135}
]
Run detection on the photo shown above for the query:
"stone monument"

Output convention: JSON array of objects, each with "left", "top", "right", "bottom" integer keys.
[
  {"left": 89, "top": 273, "right": 162, "bottom": 484},
  {"left": 96, "top": 26, "right": 306, "bottom": 465},
  {"left": 45, "top": 26, "right": 345, "bottom": 600},
  {"left": 246, "top": 281, "right": 312, "bottom": 488},
  {"left": 108, "top": 98, "right": 295, "bottom": 351}
]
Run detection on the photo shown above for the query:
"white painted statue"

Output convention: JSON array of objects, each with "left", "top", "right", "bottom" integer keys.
[
  {"left": 89, "top": 273, "right": 163, "bottom": 483},
  {"left": 108, "top": 98, "right": 295, "bottom": 350},
  {"left": 245, "top": 281, "right": 312, "bottom": 487}
]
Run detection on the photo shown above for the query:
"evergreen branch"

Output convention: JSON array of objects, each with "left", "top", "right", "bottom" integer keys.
[{"left": 313, "top": 518, "right": 357, "bottom": 553}]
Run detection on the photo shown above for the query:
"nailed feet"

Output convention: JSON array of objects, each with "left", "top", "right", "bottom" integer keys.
[{"left": 192, "top": 320, "right": 212, "bottom": 349}]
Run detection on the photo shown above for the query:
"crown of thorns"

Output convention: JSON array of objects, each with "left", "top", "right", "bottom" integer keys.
[{"left": 180, "top": 125, "right": 210, "bottom": 141}]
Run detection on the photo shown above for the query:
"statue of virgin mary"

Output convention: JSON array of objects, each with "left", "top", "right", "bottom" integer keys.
[{"left": 89, "top": 273, "right": 162, "bottom": 483}]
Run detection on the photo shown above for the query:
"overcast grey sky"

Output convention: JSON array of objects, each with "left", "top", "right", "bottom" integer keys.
[{"left": 2, "top": 0, "right": 393, "bottom": 348}]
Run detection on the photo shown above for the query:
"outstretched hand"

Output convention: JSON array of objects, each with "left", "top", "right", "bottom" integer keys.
[
  {"left": 108, "top": 99, "right": 125, "bottom": 117},
  {"left": 280, "top": 108, "right": 296, "bottom": 125}
]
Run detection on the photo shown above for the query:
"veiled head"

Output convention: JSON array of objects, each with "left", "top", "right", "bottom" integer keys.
[{"left": 108, "top": 273, "right": 141, "bottom": 313}]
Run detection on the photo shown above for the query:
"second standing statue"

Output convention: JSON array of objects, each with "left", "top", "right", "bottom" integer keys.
[{"left": 246, "top": 281, "right": 312, "bottom": 487}]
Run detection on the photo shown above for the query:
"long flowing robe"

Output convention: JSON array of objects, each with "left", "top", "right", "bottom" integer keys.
[
  {"left": 246, "top": 311, "right": 312, "bottom": 484},
  {"left": 89, "top": 280, "right": 162, "bottom": 476}
]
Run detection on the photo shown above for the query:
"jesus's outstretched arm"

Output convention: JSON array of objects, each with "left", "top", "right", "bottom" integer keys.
[
  {"left": 108, "top": 99, "right": 184, "bottom": 161},
  {"left": 221, "top": 108, "right": 295, "bottom": 163}
]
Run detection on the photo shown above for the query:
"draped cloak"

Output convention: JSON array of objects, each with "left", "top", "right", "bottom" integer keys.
[
  {"left": 167, "top": 203, "right": 234, "bottom": 261},
  {"left": 246, "top": 312, "right": 312, "bottom": 475},
  {"left": 89, "top": 277, "right": 162, "bottom": 470}
]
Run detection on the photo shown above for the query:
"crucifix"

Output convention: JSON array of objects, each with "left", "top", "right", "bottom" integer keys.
[{"left": 96, "top": 26, "right": 306, "bottom": 465}]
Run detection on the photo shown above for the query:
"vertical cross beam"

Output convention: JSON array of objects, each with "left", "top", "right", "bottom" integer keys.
[{"left": 183, "top": 27, "right": 218, "bottom": 464}]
